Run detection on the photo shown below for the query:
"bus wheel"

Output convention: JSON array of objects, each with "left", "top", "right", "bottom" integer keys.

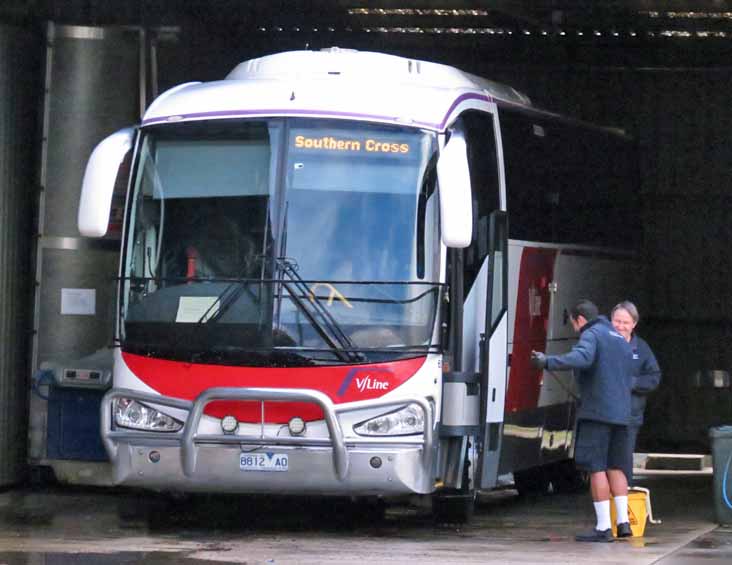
[
  {"left": 432, "top": 489, "right": 476, "bottom": 524},
  {"left": 548, "top": 460, "right": 588, "bottom": 494},
  {"left": 29, "top": 465, "right": 57, "bottom": 488},
  {"left": 352, "top": 497, "right": 387, "bottom": 523},
  {"left": 512, "top": 467, "right": 550, "bottom": 496}
]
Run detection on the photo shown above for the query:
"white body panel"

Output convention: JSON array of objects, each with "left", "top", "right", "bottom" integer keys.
[
  {"left": 143, "top": 50, "right": 528, "bottom": 133},
  {"left": 461, "top": 256, "right": 508, "bottom": 424},
  {"left": 496, "top": 240, "right": 636, "bottom": 475},
  {"left": 487, "top": 316, "right": 508, "bottom": 423}
]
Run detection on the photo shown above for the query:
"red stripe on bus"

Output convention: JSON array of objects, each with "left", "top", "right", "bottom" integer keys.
[
  {"left": 121, "top": 352, "right": 426, "bottom": 423},
  {"left": 505, "top": 247, "right": 557, "bottom": 412}
]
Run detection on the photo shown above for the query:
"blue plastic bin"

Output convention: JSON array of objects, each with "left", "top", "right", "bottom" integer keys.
[{"left": 709, "top": 426, "right": 732, "bottom": 525}]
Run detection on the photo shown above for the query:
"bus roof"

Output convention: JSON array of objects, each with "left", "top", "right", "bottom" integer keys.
[{"left": 142, "top": 48, "right": 532, "bottom": 131}]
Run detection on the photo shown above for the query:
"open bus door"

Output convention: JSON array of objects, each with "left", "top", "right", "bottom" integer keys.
[
  {"left": 434, "top": 210, "right": 508, "bottom": 522},
  {"left": 475, "top": 210, "right": 509, "bottom": 490}
]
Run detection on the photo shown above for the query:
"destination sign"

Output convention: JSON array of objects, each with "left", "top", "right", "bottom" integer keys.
[{"left": 293, "top": 135, "right": 410, "bottom": 155}]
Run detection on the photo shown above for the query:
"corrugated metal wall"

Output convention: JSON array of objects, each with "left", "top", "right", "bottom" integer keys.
[
  {"left": 0, "top": 24, "right": 39, "bottom": 487},
  {"left": 635, "top": 71, "right": 732, "bottom": 449}
]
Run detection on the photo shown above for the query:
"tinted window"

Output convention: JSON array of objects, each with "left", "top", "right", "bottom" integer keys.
[
  {"left": 461, "top": 111, "right": 501, "bottom": 295},
  {"left": 500, "top": 108, "right": 640, "bottom": 248}
]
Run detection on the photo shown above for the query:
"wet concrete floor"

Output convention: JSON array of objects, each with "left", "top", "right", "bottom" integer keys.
[{"left": 0, "top": 474, "right": 729, "bottom": 564}]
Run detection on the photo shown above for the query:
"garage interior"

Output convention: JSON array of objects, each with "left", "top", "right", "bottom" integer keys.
[
  {"left": 1, "top": 0, "right": 732, "bottom": 546},
  {"left": 1, "top": 0, "right": 732, "bottom": 562}
]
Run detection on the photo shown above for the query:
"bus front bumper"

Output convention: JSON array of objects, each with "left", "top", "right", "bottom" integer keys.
[{"left": 101, "top": 387, "right": 435, "bottom": 495}]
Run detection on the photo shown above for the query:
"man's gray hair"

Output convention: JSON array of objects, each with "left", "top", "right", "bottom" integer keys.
[{"left": 611, "top": 300, "right": 640, "bottom": 324}]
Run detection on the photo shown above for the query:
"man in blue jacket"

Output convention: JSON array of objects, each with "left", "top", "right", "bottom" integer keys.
[
  {"left": 531, "top": 299, "right": 634, "bottom": 542},
  {"left": 611, "top": 301, "right": 662, "bottom": 485}
]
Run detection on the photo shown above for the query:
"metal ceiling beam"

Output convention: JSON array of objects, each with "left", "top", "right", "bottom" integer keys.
[{"left": 3, "top": 1, "right": 732, "bottom": 31}]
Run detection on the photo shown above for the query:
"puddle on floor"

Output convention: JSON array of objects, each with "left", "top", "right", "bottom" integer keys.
[
  {"left": 624, "top": 536, "right": 658, "bottom": 548},
  {"left": 0, "top": 551, "right": 238, "bottom": 565}
]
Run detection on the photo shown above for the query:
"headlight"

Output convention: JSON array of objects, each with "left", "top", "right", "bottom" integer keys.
[
  {"left": 113, "top": 398, "right": 183, "bottom": 432},
  {"left": 353, "top": 404, "right": 425, "bottom": 436}
]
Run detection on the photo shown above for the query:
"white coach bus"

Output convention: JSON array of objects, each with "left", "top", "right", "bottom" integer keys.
[{"left": 78, "top": 48, "right": 638, "bottom": 520}]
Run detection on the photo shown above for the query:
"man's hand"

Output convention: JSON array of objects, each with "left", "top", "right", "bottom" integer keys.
[{"left": 530, "top": 350, "right": 547, "bottom": 370}]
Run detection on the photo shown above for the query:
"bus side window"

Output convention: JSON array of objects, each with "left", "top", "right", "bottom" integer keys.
[
  {"left": 460, "top": 111, "right": 501, "bottom": 297},
  {"left": 501, "top": 108, "right": 639, "bottom": 248},
  {"left": 501, "top": 110, "right": 555, "bottom": 244}
]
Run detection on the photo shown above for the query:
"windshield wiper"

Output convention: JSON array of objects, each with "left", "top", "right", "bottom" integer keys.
[
  {"left": 123, "top": 274, "right": 263, "bottom": 364},
  {"left": 275, "top": 257, "right": 364, "bottom": 364},
  {"left": 200, "top": 277, "right": 260, "bottom": 325},
  {"left": 195, "top": 251, "right": 269, "bottom": 326}
]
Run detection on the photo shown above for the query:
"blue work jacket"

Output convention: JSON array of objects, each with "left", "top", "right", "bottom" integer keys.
[
  {"left": 545, "top": 316, "right": 634, "bottom": 426},
  {"left": 629, "top": 334, "right": 662, "bottom": 427}
]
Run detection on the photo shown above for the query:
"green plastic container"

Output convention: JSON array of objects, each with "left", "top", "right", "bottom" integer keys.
[{"left": 709, "top": 426, "right": 732, "bottom": 525}]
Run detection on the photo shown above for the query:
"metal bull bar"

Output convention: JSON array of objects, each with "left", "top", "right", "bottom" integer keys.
[{"left": 101, "top": 387, "right": 434, "bottom": 482}]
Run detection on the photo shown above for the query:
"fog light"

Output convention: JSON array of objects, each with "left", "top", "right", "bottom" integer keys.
[
  {"left": 288, "top": 416, "right": 306, "bottom": 436},
  {"left": 370, "top": 456, "right": 382, "bottom": 469},
  {"left": 221, "top": 415, "right": 238, "bottom": 434},
  {"left": 148, "top": 451, "right": 160, "bottom": 463}
]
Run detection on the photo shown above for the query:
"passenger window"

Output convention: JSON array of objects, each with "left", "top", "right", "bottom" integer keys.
[
  {"left": 500, "top": 108, "right": 640, "bottom": 248},
  {"left": 488, "top": 212, "right": 508, "bottom": 328},
  {"left": 460, "top": 111, "right": 501, "bottom": 296}
]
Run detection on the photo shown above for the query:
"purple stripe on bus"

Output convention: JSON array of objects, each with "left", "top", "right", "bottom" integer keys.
[
  {"left": 437, "top": 92, "right": 493, "bottom": 129},
  {"left": 141, "top": 92, "right": 494, "bottom": 129},
  {"left": 142, "top": 108, "right": 439, "bottom": 129}
]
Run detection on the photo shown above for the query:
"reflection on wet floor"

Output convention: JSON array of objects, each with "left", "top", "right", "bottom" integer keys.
[
  {"left": 654, "top": 527, "right": 732, "bottom": 564},
  {"left": 690, "top": 529, "right": 732, "bottom": 549},
  {"left": 116, "top": 493, "right": 394, "bottom": 532},
  {"left": 625, "top": 536, "right": 658, "bottom": 548},
  {"left": 0, "top": 552, "right": 239, "bottom": 564},
  {"left": 0, "top": 475, "right": 730, "bottom": 564}
]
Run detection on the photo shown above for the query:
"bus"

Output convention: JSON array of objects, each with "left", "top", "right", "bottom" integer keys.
[{"left": 78, "top": 48, "right": 638, "bottom": 520}]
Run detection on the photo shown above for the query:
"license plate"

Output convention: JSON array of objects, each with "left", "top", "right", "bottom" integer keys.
[{"left": 239, "top": 452, "right": 289, "bottom": 472}]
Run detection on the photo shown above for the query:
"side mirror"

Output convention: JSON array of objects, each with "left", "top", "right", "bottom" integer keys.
[
  {"left": 78, "top": 128, "right": 135, "bottom": 237},
  {"left": 437, "top": 127, "right": 473, "bottom": 248}
]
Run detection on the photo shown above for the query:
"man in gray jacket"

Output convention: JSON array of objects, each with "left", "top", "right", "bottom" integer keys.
[{"left": 531, "top": 299, "right": 634, "bottom": 542}]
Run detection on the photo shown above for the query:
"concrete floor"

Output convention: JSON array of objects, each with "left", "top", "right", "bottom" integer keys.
[{"left": 0, "top": 473, "right": 729, "bottom": 564}]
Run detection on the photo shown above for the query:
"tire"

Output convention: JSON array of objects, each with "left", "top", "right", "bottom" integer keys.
[
  {"left": 29, "top": 465, "right": 57, "bottom": 488},
  {"left": 513, "top": 467, "right": 551, "bottom": 496},
  {"left": 117, "top": 491, "right": 193, "bottom": 529},
  {"left": 432, "top": 490, "right": 476, "bottom": 524},
  {"left": 359, "top": 498, "right": 387, "bottom": 522},
  {"left": 548, "top": 460, "right": 589, "bottom": 494}
]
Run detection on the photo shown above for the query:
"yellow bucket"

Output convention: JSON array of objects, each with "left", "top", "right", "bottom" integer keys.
[{"left": 610, "top": 488, "right": 649, "bottom": 537}]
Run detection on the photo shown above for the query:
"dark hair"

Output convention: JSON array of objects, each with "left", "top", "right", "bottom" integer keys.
[{"left": 570, "top": 299, "right": 599, "bottom": 322}]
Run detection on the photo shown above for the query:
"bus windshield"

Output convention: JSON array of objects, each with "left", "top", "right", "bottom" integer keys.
[{"left": 121, "top": 118, "right": 441, "bottom": 366}]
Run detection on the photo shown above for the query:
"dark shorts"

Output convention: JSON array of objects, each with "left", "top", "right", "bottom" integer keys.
[{"left": 574, "top": 419, "right": 633, "bottom": 474}]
